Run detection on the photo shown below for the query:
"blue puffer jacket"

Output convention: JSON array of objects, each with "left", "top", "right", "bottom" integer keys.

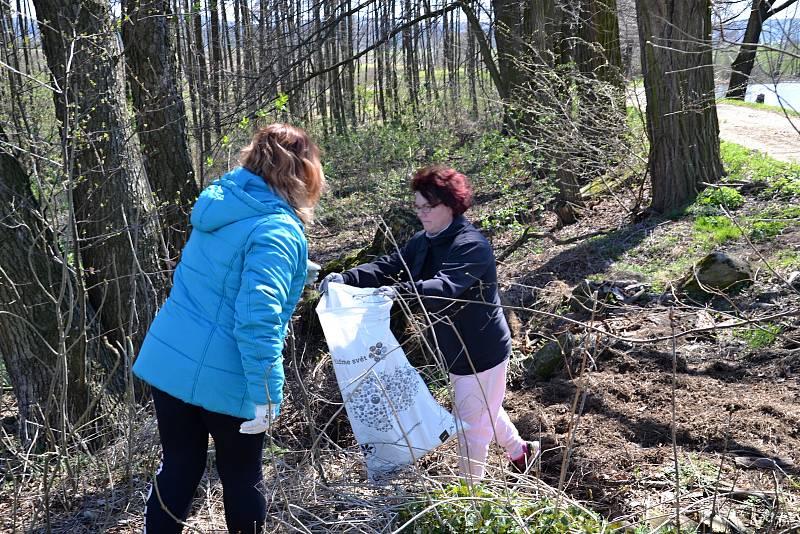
[{"left": 133, "top": 167, "right": 307, "bottom": 420}]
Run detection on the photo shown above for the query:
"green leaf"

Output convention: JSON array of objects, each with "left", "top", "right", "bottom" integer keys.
[{"left": 274, "top": 92, "right": 289, "bottom": 112}]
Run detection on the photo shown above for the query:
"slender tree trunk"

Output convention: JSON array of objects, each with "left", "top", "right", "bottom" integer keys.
[
  {"left": 344, "top": 1, "right": 357, "bottom": 126},
  {"left": 221, "top": 0, "right": 235, "bottom": 105},
  {"left": 402, "top": 0, "right": 419, "bottom": 112},
  {"left": 258, "top": 0, "right": 267, "bottom": 72},
  {"left": 241, "top": 0, "right": 255, "bottom": 75},
  {"left": 180, "top": 0, "right": 203, "bottom": 182},
  {"left": 32, "top": 0, "right": 164, "bottom": 353},
  {"left": 313, "top": 0, "right": 329, "bottom": 133},
  {"left": 192, "top": 1, "right": 212, "bottom": 154},
  {"left": 636, "top": 0, "right": 724, "bottom": 212},
  {"left": 374, "top": 4, "right": 387, "bottom": 122},
  {"left": 466, "top": 5, "right": 479, "bottom": 118},
  {"left": 122, "top": 0, "right": 200, "bottom": 261},
  {"left": 209, "top": 0, "right": 223, "bottom": 137},
  {"left": 233, "top": 0, "right": 242, "bottom": 100},
  {"left": 726, "top": 0, "right": 772, "bottom": 99}
]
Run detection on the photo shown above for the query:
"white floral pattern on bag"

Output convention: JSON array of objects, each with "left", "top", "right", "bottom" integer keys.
[{"left": 346, "top": 363, "right": 420, "bottom": 432}]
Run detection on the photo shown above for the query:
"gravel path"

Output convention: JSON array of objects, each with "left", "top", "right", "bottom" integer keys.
[
  {"left": 716, "top": 104, "right": 800, "bottom": 164},
  {"left": 628, "top": 87, "right": 800, "bottom": 164}
]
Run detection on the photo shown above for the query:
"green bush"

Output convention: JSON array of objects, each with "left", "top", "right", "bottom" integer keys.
[
  {"left": 720, "top": 142, "right": 800, "bottom": 199},
  {"left": 396, "top": 483, "right": 613, "bottom": 533},
  {"left": 695, "top": 186, "right": 745, "bottom": 210}
]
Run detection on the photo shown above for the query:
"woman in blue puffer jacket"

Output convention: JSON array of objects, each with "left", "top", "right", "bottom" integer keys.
[{"left": 133, "top": 124, "right": 324, "bottom": 534}]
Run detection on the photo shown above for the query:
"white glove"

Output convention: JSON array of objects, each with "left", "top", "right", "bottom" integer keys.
[
  {"left": 373, "top": 286, "right": 397, "bottom": 299},
  {"left": 319, "top": 272, "right": 343, "bottom": 293},
  {"left": 239, "top": 404, "right": 279, "bottom": 434},
  {"left": 306, "top": 260, "right": 321, "bottom": 286}
]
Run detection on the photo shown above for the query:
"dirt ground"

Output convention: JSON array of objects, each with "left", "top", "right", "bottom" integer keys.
[
  {"left": 4, "top": 102, "right": 799, "bottom": 533},
  {"left": 299, "top": 180, "right": 800, "bottom": 531}
]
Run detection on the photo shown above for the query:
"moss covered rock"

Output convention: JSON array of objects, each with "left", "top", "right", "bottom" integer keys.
[
  {"left": 524, "top": 333, "right": 575, "bottom": 379},
  {"left": 681, "top": 251, "right": 753, "bottom": 293}
]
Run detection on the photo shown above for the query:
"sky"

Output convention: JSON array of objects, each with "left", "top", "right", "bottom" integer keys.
[
  {"left": 725, "top": 0, "right": 800, "bottom": 21},
  {"left": 9, "top": 0, "right": 800, "bottom": 31}
]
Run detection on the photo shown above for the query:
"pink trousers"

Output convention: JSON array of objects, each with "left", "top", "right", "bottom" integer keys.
[{"left": 449, "top": 358, "right": 525, "bottom": 479}]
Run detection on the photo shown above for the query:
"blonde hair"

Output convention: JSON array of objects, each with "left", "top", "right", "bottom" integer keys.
[{"left": 239, "top": 123, "right": 325, "bottom": 224}]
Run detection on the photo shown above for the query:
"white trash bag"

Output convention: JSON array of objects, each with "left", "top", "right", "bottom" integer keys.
[{"left": 316, "top": 282, "right": 460, "bottom": 480}]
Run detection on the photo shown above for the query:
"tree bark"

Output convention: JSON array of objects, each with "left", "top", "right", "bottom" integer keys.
[
  {"left": 636, "top": 0, "right": 724, "bottom": 213},
  {"left": 491, "top": 0, "right": 557, "bottom": 101},
  {"left": 122, "top": 0, "right": 200, "bottom": 261},
  {"left": 726, "top": 0, "right": 771, "bottom": 99},
  {"left": 0, "top": 133, "right": 120, "bottom": 447},
  {"left": 191, "top": 1, "right": 212, "bottom": 155},
  {"left": 32, "top": 0, "right": 164, "bottom": 352},
  {"left": 572, "top": 0, "right": 623, "bottom": 87},
  {"left": 209, "top": 0, "right": 223, "bottom": 137}
]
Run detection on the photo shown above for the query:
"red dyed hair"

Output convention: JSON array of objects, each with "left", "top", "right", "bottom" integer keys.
[{"left": 411, "top": 165, "right": 473, "bottom": 215}]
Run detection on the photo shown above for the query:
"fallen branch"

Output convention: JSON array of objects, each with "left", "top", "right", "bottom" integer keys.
[{"left": 497, "top": 225, "right": 611, "bottom": 263}]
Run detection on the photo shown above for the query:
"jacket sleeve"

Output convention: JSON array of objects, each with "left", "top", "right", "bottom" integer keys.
[
  {"left": 397, "top": 238, "right": 492, "bottom": 312},
  {"left": 234, "top": 218, "right": 303, "bottom": 408},
  {"left": 341, "top": 239, "right": 415, "bottom": 288}
]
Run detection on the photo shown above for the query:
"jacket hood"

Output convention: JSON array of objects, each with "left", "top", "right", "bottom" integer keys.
[{"left": 190, "top": 167, "right": 301, "bottom": 232}]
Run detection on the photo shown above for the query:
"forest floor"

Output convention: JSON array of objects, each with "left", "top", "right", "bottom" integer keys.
[
  {"left": 481, "top": 182, "right": 800, "bottom": 532},
  {"left": 2, "top": 123, "right": 799, "bottom": 532},
  {"left": 301, "top": 134, "right": 800, "bottom": 532}
]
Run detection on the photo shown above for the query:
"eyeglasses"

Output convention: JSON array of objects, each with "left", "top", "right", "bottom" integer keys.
[{"left": 412, "top": 202, "right": 440, "bottom": 214}]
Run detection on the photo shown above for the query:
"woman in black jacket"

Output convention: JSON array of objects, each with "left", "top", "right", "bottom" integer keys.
[{"left": 321, "top": 166, "right": 538, "bottom": 479}]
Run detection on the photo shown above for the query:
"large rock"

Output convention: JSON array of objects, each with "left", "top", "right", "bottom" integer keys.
[
  {"left": 524, "top": 333, "right": 575, "bottom": 379},
  {"left": 681, "top": 252, "right": 753, "bottom": 293}
]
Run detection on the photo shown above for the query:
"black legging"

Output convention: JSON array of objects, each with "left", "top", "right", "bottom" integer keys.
[{"left": 145, "top": 387, "right": 267, "bottom": 533}]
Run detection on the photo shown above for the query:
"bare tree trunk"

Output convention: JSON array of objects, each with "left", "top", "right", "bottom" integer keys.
[
  {"left": 122, "top": 0, "right": 200, "bottom": 261},
  {"left": 32, "top": 0, "right": 164, "bottom": 353},
  {"left": 0, "top": 131, "right": 120, "bottom": 448},
  {"left": 573, "top": 0, "right": 623, "bottom": 86},
  {"left": 233, "top": 0, "right": 243, "bottom": 100},
  {"left": 636, "top": 0, "right": 724, "bottom": 212},
  {"left": 313, "top": 0, "right": 329, "bottom": 133},
  {"left": 374, "top": 3, "right": 387, "bottom": 122},
  {"left": 221, "top": 0, "right": 235, "bottom": 106},
  {"left": 179, "top": 0, "right": 204, "bottom": 183},
  {"left": 726, "top": 0, "right": 771, "bottom": 99},
  {"left": 344, "top": 1, "right": 357, "bottom": 126},
  {"left": 209, "top": 0, "right": 223, "bottom": 137},
  {"left": 491, "top": 0, "right": 557, "bottom": 102},
  {"left": 403, "top": 0, "right": 419, "bottom": 112},
  {"left": 192, "top": 1, "right": 212, "bottom": 154},
  {"left": 467, "top": 8, "right": 479, "bottom": 118}
]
